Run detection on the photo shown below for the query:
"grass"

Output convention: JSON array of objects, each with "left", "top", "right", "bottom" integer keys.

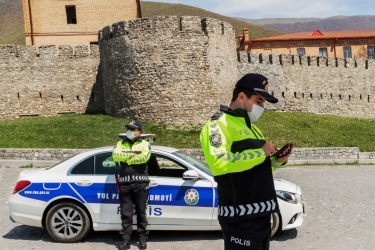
[
  {"left": 19, "top": 164, "right": 33, "bottom": 168},
  {"left": 0, "top": 111, "right": 375, "bottom": 151}
]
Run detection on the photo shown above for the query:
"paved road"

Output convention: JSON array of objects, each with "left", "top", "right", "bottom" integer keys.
[{"left": 1, "top": 165, "right": 375, "bottom": 250}]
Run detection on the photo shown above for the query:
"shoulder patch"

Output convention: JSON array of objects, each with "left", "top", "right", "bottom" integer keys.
[
  {"left": 210, "top": 133, "right": 222, "bottom": 147},
  {"left": 211, "top": 111, "right": 223, "bottom": 121}
]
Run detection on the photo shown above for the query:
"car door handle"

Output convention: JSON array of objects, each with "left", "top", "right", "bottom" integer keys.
[
  {"left": 149, "top": 181, "right": 158, "bottom": 187},
  {"left": 76, "top": 181, "right": 93, "bottom": 186}
]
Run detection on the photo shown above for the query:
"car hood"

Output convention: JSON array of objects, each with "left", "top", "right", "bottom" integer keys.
[
  {"left": 19, "top": 168, "right": 47, "bottom": 178},
  {"left": 273, "top": 178, "right": 299, "bottom": 194}
]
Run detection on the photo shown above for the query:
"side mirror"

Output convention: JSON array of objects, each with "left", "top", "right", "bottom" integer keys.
[{"left": 182, "top": 170, "right": 201, "bottom": 180}]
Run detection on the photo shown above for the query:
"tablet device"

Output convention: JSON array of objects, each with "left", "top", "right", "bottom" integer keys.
[{"left": 272, "top": 142, "right": 292, "bottom": 158}]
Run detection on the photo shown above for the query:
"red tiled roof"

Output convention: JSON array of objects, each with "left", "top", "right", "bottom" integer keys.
[{"left": 251, "top": 30, "right": 375, "bottom": 42}]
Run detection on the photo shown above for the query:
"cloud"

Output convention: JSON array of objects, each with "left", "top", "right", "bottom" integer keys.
[{"left": 142, "top": 0, "right": 375, "bottom": 19}]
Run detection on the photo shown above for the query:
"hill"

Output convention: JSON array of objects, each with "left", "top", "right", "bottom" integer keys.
[
  {"left": 140, "top": 1, "right": 283, "bottom": 39},
  {"left": 0, "top": 0, "right": 24, "bottom": 45},
  {"left": 0, "top": 0, "right": 283, "bottom": 45},
  {"left": 237, "top": 15, "right": 375, "bottom": 33}
]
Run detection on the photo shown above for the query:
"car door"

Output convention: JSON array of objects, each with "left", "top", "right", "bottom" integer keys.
[
  {"left": 66, "top": 151, "right": 121, "bottom": 229},
  {"left": 147, "top": 153, "right": 214, "bottom": 227}
]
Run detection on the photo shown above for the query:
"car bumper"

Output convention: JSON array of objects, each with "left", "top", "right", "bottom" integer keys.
[
  {"left": 8, "top": 194, "right": 45, "bottom": 228},
  {"left": 278, "top": 199, "right": 304, "bottom": 231}
]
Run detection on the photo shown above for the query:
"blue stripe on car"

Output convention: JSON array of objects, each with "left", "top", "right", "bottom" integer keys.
[{"left": 19, "top": 183, "right": 214, "bottom": 207}]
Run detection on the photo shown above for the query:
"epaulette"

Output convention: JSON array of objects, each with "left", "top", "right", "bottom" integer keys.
[{"left": 211, "top": 111, "right": 223, "bottom": 121}]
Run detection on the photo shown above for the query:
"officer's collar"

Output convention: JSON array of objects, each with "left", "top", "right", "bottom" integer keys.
[
  {"left": 220, "top": 104, "right": 248, "bottom": 118},
  {"left": 220, "top": 104, "right": 252, "bottom": 128},
  {"left": 124, "top": 137, "right": 142, "bottom": 145}
]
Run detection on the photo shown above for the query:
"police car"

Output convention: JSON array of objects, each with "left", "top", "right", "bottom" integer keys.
[{"left": 8, "top": 135, "right": 304, "bottom": 243}]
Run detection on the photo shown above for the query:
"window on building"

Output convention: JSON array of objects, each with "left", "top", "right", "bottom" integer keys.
[
  {"left": 343, "top": 47, "right": 352, "bottom": 58},
  {"left": 319, "top": 48, "right": 328, "bottom": 57},
  {"left": 66, "top": 6, "right": 77, "bottom": 24},
  {"left": 297, "top": 48, "right": 305, "bottom": 56},
  {"left": 368, "top": 46, "right": 375, "bottom": 59}
]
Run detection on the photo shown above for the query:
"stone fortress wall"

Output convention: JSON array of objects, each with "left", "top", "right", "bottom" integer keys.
[
  {"left": 1, "top": 16, "right": 375, "bottom": 123},
  {"left": 0, "top": 44, "right": 104, "bottom": 119},
  {"left": 237, "top": 52, "right": 375, "bottom": 117}
]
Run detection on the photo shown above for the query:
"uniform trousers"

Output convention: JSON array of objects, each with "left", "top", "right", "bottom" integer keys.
[
  {"left": 220, "top": 215, "right": 271, "bottom": 250},
  {"left": 119, "top": 182, "right": 149, "bottom": 240}
]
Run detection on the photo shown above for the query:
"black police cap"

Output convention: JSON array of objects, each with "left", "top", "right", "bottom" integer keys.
[
  {"left": 235, "top": 73, "right": 278, "bottom": 103},
  {"left": 125, "top": 119, "right": 142, "bottom": 130}
]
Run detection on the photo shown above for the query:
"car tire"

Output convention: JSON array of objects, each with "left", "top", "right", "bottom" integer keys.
[
  {"left": 270, "top": 212, "right": 280, "bottom": 238},
  {"left": 45, "top": 201, "right": 91, "bottom": 243}
]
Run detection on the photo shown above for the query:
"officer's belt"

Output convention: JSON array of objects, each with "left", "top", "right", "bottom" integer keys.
[
  {"left": 218, "top": 199, "right": 277, "bottom": 217},
  {"left": 119, "top": 175, "right": 149, "bottom": 182}
]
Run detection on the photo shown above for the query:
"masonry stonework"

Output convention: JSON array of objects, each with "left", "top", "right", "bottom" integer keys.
[
  {"left": 1, "top": 16, "right": 375, "bottom": 123},
  {"left": 0, "top": 44, "right": 104, "bottom": 119},
  {"left": 99, "top": 16, "right": 237, "bottom": 125}
]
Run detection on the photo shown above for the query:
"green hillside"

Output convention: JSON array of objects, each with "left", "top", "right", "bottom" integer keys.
[
  {"left": 140, "top": 1, "right": 283, "bottom": 39},
  {"left": 0, "top": 0, "right": 283, "bottom": 45}
]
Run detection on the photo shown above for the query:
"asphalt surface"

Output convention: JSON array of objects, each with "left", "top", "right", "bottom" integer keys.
[{"left": 1, "top": 165, "right": 375, "bottom": 250}]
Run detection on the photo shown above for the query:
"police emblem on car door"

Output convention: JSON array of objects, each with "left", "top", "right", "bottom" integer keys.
[{"left": 147, "top": 154, "right": 214, "bottom": 226}]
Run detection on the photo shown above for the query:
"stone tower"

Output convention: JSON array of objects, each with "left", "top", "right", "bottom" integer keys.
[{"left": 99, "top": 16, "right": 237, "bottom": 125}]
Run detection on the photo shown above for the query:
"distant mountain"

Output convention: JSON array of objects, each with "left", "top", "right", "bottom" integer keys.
[
  {"left": 236, "top": 15, "right": 375, "bottom": 34},
  {"left": 0, "top": 0, "right": 283, "bottom": 45},
  {"left": 140, "top": 1, "right": 283, "bottom": 39}
]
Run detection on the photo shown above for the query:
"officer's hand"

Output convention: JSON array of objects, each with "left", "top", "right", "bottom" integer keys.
[
  {"left": 123, "top": 160, "right": 127, "bottom": 163},
  {"left": 276, "top": 142, "right": 294, "bottom": 163},
  {"left": 262, "top": 142, "right": 277, "bottom": 156}
]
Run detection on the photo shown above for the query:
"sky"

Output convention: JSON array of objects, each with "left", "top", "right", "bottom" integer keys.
[{"left": 142, "top": 0, "right": 375, "bottom": 19}]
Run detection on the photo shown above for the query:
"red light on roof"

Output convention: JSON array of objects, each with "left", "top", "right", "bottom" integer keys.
[{"left": 311, "top": 30, "right": 324, "bottom": 36}]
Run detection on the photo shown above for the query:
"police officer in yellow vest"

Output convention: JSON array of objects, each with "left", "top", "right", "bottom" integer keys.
[
  {"left": 113, "top": 120, "right": 151, "bottom": 250},
  {"left": 200, "top": 73, "right": 294, "bottom": 250}
]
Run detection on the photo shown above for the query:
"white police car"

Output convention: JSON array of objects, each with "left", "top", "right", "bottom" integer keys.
[{"left": 8, "top": 135, "right": 304, "bottom": 243}]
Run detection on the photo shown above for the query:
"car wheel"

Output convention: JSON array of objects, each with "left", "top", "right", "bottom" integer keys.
[
  {"left": 270, "top": 212, "right": 280, "bottom": 238},
  {"left": 45, "top": 201, "right": 91, "bottom": 243}
]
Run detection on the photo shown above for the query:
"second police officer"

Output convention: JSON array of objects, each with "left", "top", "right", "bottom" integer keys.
[
  {"left": 113, "top": 120, "right": 151, "bottom": 250},
  {"left": 200, "top": 73, "right": 294, "bottom": 250}
]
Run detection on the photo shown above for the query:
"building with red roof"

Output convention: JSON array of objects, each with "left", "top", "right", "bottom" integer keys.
[{"left": 238, "top": 28, "right": 375, "bottom": 59}]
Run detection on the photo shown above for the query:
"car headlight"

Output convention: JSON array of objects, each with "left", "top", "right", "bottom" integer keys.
[{"left": 276, "top": 190, "right": 297, "bottom": 204}]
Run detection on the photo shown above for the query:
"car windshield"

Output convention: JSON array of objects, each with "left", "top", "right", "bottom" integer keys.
[{"left": 172, "top": 151, "right": 213, "bottom": 177}]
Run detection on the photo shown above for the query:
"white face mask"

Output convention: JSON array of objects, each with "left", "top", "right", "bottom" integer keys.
[
  {"left": 248, "top": 104, "right": 264, "bottom": 122},
  {"left": 241, "top": 99, "right": 264, "bottom": 122},
  {"left": 126, "top": 130, "right": 136, "bottom": 140}
]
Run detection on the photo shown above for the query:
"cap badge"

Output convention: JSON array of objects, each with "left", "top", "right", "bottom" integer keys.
[{"left": 262, "top": 80, "right": 269, "bottom": 90}]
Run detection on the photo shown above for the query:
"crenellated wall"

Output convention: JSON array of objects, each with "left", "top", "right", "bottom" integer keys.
[
  {"left": 1, "top": 16, "right": 375, "bottom": 123},
  {"left": 0, "top": 44, "right": 104, "bottom": 119},
  {"left": 237, "top": 52, "right": 375, "bottom": 117}
]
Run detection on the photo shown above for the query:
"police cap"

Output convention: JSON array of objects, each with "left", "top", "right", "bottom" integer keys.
[{"left": 235, "top": 73, "right": 278, "bottom": 103}]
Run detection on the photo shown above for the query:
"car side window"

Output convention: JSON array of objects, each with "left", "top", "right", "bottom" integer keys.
[
  {"left": 148, "top": 154, "right": 188, "bottom": 178},
  {"left": 70, "top": 156, "right": 94, "bottom": 175},
  {"left": 95, "top": 152, "right": 120, "bottom": 175}
]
